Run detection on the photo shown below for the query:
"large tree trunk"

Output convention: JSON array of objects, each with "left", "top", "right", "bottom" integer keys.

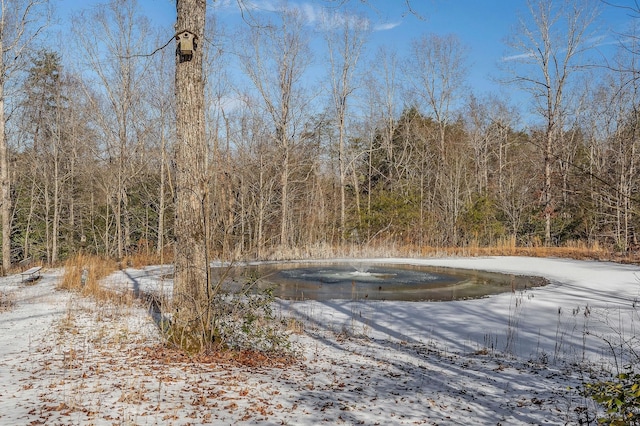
[
  {"left": 173, "top": 0, "right": 210, "bottom": 326},
  {"left": 279, "top": 144, "right": 289, "bottom": 247},
  {"left": 0, "top": 79, "right": 10, "bottom": 273},
  {"left": 544, "top": 126, "right": 553, "bottom": 246},
  {"left": 0, "top": 35, "right": 10, "bottom": 273},
  {"left": 52, "top": 145, "right": 60, "bottom": 264},
  {"left": 157, "top": 122, "right": 166, "bottom": 256}
]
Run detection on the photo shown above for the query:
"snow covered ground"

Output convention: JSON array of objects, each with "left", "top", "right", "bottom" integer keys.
[{"left": 1, "top": 256, "right": 638, "bottom": 425}]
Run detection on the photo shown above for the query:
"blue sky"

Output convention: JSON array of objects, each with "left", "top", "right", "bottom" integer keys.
[{"left": 53, "top": 0, "right": 634, "bottom": 114}]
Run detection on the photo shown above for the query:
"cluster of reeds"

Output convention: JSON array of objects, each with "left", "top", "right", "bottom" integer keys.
[
  {"left": 244, "top": 239, "right": 615, "bottom": 263},
  {"left": 58, "top": 254, "right": 120, "bottom": 302}
]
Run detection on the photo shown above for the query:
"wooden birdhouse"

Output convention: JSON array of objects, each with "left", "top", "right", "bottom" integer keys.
[{"left": 176, "top": 30, "right": 197, "bottom": 62}]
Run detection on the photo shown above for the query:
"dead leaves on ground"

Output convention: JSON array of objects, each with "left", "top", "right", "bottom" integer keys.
[{"left": 143, "top": 344, "right": 298, "bottom": 369}]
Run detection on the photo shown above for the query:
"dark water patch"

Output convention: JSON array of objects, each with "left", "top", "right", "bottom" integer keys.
[{"left": 213, "top": 262, "right": 547, "bottom": 302}]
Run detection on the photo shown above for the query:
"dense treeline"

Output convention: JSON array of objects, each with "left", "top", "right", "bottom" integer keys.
[{"left": 3, "top": 0, "right": 640, "bottom": 266}]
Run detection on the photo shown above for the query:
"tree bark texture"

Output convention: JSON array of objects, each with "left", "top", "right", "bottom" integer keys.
[
  {"left": 174, "top": 0, "right": 209, "bottom": 320},
  {"left": 0, "top": 31, "right": 10, "bottom": 273},
  {"left": 0, "top": 74, "right": 10, "bottom": 273}
]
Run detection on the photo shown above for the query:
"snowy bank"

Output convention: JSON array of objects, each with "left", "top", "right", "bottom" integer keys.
[{"left": 2, "top": 256, "right": 637, "bottom": 424}]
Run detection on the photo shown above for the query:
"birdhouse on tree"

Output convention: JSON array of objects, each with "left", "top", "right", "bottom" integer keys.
[{"left": 176, "top": 30, "right": 197, "bottom": 62}]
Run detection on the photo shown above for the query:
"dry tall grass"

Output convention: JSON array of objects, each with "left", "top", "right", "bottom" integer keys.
[
  {"left": 122, "top": 246, "right": 174, "bottom": 269},
  {"left": 417, "top": 239, "right": 611, "bottom": 261},
  {"left": 240, "top": 239, "right": 622, "bottom": 263},
  {"left": 59, "top": 254, "right": 122, "bottom": 302}
]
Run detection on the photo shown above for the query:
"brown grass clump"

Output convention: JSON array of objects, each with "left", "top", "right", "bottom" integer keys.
[
  {"left": 0, "top": 291, "right": 14, "bottom": 311},
  {"left": 284, "top": 317, "right": 305, "bottom": 335},
  {"left": 121, "top": 241, "right": 174, "bottom": 268},
  {"left": 59, "top": 254, "right": 120, "bottom": 301}
]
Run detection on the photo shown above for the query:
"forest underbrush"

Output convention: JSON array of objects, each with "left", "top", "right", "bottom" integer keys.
[
  {"left": 240, "top": 238, "right": 635, "bottom": 265},
  {"left": 47, "top": 236, "right": 636, "bottom": 272}
]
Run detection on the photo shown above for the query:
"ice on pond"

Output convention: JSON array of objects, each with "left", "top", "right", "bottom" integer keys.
[{"left": 217, "top": 262, "right": 546, "bottom": 302}]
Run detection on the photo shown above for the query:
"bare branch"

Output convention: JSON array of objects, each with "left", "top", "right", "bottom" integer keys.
[{"left": 601, "top": 0, "right": 640, "bottom": 17}]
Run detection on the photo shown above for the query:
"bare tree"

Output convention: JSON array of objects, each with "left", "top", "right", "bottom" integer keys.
[
  {"left": 72, "top": 0, "right": 153, "bottom": 259},
  {"left": 238, "top": 8, "right": 312, "bottom": 249},
  {"left": 0, "top": 0, "right": 49, "bottom": 271},
  {"left": 201, "top": 17, "right": 238, "bottom": 259},
  {"left": 324, "top": 11, "right": 368, "bottom": 242},
  {"left": 361, "top": 46, "right": 402, "bottom": 240},
  {"left": 142, "top": 32, "right": 175, "bottom": 258},
  {"left": 21, "top": 50, "right": 66, "bottom": 264},
  {"left": 505, "top": 0, "right": 597, "bottom": 245},
  {"left": 581, "top": 34, "right": 640, "bottom": 250},
  {"left": 408, "top": 33, "right": 467, "bottom": 160},
  {"left": 407, "top": 33, "right": 469, "bottom": 244}
]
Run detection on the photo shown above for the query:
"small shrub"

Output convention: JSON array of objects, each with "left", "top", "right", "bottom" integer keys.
[
  {"left": 584, "top": 367, "right": 640, "bottom": 425},
  {"left": 163, "top": 272, "right": 294, "bottom": 357},
  {"left": 215, "top": 286, "right": 291, "bottom": 354}
]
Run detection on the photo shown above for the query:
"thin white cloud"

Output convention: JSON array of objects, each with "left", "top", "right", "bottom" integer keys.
[
  {"left": 212, "top": 0, "right": 278, "bottom": 14},
  {"left": 244, "top": 0, "right": 279, "bottom": 13},
  {"left": 374, "top": 21, "right": 401, "bottom": 31},
  {"left": 211, "top": 0, "right": 236, "bottom": 11},
  {"left": 592, "top": 35, "right": 636, "bottom": 49},
  {"left": 501, "top": 52, "right": 535, "bottom": 62},
  {"left": 214, "top": 0, "right": 374, "bottom": 32},
  {"left": 318, "top": 9, "right": 370, "bottom": 31},
  {"left": 586, "top": 34, "right": 607, "bottom": 46},
  {"left": 301, "top": 3, "right": 320, "bottom": 25},
  {"left": 501, "top": 32, "right": 631, "bottom": 62},
  {"left": 282, "top": 2, "right": 371, "bottom": 31}
]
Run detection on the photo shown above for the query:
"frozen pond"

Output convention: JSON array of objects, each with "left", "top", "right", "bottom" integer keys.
[{"left": 218, "top": 262, "right": 547, "bottom": 302}]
